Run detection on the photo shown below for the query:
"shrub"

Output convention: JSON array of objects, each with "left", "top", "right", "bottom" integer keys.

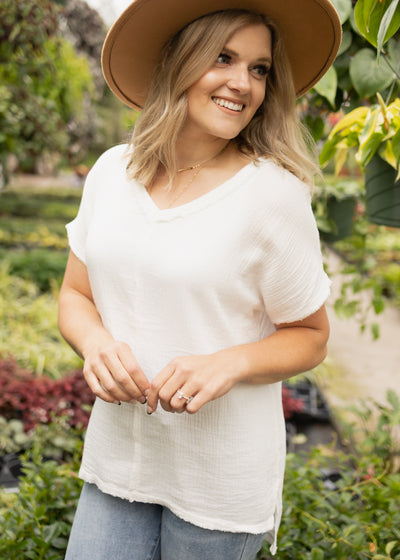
[
  {"left": 0, "top": 357, "right": 94, "bottom": 432},
  {"left": 0, "top": 263, "right": 81, "bottom": 376},
  {"left": 0, "top": 443, "right": 83, "bottom": 559},
  {"left": 0, "top": 188, "right": 80, "bottom": 221},
  {"left": 0, "top": 248, "right": 68, "bottom": 292},
  {"left": 257, "top": 390, "right": 400, "bottom": 559}
]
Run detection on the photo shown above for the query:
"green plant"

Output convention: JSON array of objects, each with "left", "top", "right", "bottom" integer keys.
[
  {"left": 0, "top": 417, "right": 30, "bottom": 455},
  {"left": 0, "top": 262, "right": 81, "bottom": 376},
  {"left": 257, "top": 391, "right": 400, "bottom": 559},
  {"left": 0, "top": 187, "right": 81, "bottom": 219},
  {"left": 0, "top": 248, "right": 68, "bottom": 292},
  {"left": 313, "top": 178, "right": 363, "bottom": 238},
  {"left": 0, "top": 442, "right": 83, "bottom": 559},
  {"left": 320, "top": 95, "right": 400, "bottom": 176}
]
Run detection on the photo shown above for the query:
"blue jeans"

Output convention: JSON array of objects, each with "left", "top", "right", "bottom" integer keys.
[{"left": 65, "top": 483, "right": 266, "bottom": 560}]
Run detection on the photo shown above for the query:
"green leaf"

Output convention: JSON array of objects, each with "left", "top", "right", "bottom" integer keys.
[
  {"left": 387, "top": 37, "right": 400, "bottom": 71},
  {"left": 354, "top": 0, "right": 395, "bottom": 47},
  {"left": 350, "top": 48, "right": 394, "bottom": 98},
  {"left": 372, "top": 294, "right": 385, "bottom": 314},
  {"left": 386, "top": 389, "right": 400, "bottom": 410},
  {"left": 358, "top": 107, "right": 386, "bottom": 166},
  {"left": 377, "top": 0, "right": 400, "bottom": 58},
  {"left": 331, "top": 106, "right": 370, "bottom": 136},
  {"left": 392, "top": 128, "right": 400, "bottom": 163},
  {"left": 337, "top": 30, "right": 353, "bottom": 56},
  {"left": 371, "top": 322, "right": 380, "bottom": 339},
  {"left": 379, "top": 140, "right": 398, "bottom": 169},
  {"left": 314, "top": 66, "right": 338, "bottom": 108},
  {"left": 330, "top": 0, "right": 353, "bottom": 23},
  {"left": 42, "top": 522, "right": 61, "bottom": 544}
]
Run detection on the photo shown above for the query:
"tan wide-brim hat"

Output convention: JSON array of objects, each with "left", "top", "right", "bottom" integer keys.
[{"left": 102, "top": 0, "right": 342, "bottom": 110}]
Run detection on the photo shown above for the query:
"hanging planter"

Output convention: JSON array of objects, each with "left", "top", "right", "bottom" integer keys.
[
  {"left": 364, "top": 155, "right": 400, "bottom": 228},
  {"left": 314, "top": 180, "right": 361, "bottom": 242},
  {"left": 320, "top": 96, "right": 400, "bottom": 230},
  {"left": 321, "top": 195, "right": 357, "bottom": 242}
]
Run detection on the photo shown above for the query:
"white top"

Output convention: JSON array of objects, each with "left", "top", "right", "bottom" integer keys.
[{"left": 66, "top": 144, "right": 330, "bottom": 554}]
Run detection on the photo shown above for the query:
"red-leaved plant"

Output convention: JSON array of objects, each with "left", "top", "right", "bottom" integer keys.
[{"left": 0, "top": 357, "right": 95, "bottom": 432}]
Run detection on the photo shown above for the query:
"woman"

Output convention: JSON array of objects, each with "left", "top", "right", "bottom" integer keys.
[{"left": 59, "top": 1, "right": 341, "bottom": 558}]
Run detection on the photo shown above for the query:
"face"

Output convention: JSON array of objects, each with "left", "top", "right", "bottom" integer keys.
[{"left": 184, "top": 24, "right": 272, "bottom": 142}]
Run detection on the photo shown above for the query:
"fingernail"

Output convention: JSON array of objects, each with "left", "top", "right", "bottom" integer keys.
[
  {"left": 114, "top": 400, "right": 121, "bottom": 406},
  {"left": 146, "top": 406, "right": 154, "bottom": 415},
  {"left": 139, "top": 396, "right": 147, "bottom": 404},
  {"left": 144, "top": 389, "right": 149, "bottom": 397}
]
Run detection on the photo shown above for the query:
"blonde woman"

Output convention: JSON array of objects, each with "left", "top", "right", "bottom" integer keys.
[{"left": 59, "top": 2, "right": 341, "bottom": 558}]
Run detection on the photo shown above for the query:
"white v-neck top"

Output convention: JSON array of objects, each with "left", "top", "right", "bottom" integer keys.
[{"left": 66, "top": 144, "right": 330, "bottom": 554}]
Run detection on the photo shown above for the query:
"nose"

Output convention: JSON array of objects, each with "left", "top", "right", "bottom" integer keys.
[{"left": 227, "top": 64, "right": 251, "bottom": 93}]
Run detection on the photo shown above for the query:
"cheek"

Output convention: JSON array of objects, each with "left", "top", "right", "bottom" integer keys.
[
  {"left": 255, "top": 83, "right": 266, "bottom": 107},
  {"left": 248, "top": 84, "right": 266, "bottom": 118}
]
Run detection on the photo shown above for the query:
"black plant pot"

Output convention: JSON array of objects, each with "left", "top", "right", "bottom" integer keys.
[
  {"left": 364, "top": 155, "right": 400, "bottom": 228},
  {"left": 0, "top": 454, "right": 22, "bottom": 490},
  {"left": 321, "top": 194, "right": 357, "bottom": 242}
]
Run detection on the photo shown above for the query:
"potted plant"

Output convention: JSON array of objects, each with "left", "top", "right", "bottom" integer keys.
[
  {"left": 318, "top": 0, "right": 400, "bottom": 228},
  {"left": 313, "top": 178, "right": 363, "bottom": 241},
  {"left": 320, "top": 95, "right": 400, "bottom": 227}
]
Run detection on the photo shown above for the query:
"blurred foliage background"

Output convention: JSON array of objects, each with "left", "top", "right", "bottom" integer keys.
[{"left": 0, "top": 0, "right": 137, "bottom": 186}]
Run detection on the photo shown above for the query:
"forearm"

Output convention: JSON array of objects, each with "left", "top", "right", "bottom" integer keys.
[
  {"left": 58, "top": 288, "right": 114, "bottom": 359},
  {"left": 215, "top": 305, "right": 330, "bottom": 387},
  {"left": 224, "top": 325, "right": 328, "bottom": 386}
]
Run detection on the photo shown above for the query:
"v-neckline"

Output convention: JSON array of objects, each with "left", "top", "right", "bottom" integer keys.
[{"left": 134, "top": 161, "right": 257, "bottom": 221}]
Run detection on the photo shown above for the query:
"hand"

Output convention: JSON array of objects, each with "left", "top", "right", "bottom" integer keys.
[
  {"left": 146, "top": 350, "right": 244, "bottom": 414},
  {"left": 83, "top": 339, "right": 150, "bottom": 404}
]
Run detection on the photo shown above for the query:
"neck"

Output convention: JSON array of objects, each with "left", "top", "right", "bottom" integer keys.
[{"left": 174, "top": 136, "right": 231, "bottom": 173}]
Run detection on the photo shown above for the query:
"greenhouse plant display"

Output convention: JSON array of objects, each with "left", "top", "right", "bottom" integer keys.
[{"left": 320, "top": 95, "right": 400, "bottom": 226}]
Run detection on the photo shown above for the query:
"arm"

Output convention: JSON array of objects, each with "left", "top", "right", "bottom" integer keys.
[
  {"left": 58, "top": 250, "right": 150, "bottom": 404},
  {"left": 146, "top": 305, "right": 329, "bottom": 414}
]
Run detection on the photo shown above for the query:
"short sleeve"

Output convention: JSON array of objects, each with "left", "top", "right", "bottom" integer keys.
[
  {"left": 66, "top": 144, "right": 127, "bottom": 263},
  {"left": 257, "top": 170, "right": 331, "bottom": 325}
]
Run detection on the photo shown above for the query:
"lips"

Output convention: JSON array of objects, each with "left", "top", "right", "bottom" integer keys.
[{"left": 212, "top": 97, "right": 244, "bottom": 112}]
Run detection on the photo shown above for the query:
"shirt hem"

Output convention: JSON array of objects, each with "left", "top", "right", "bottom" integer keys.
[{"left": 79, "top": 469, "right": 276, "bottom": 537}]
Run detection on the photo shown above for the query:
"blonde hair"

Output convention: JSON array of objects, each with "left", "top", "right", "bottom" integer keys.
[{"left": 126, "top": 10, "right": 320, "bottom": 188}]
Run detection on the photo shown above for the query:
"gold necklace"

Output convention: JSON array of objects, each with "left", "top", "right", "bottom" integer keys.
[
  {"left": 167, "top": 166, "right": 202, "bottom": 208},
  {"left": 168, "top": 143, "right": 229, "bottom": 208}
]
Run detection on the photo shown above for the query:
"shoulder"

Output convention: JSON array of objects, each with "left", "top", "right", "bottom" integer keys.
[
  {"left": 89, "top": 144, "right": 129, "bottom": 176},
  {"left": 252, "top": 158, "right": 311, "bottom": 203},
  {"left": 246, "top": 158, "right": 312, "bottom": 222},
  {"left": 80, "top": 144, "right": 130, "bottom": 204}
]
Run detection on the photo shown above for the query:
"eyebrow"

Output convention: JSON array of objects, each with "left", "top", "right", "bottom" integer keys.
[{"left": 222, "top": 46, "right": 272, "bottom": 65}]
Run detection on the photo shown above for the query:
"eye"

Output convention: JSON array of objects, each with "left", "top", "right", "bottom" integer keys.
[
  {"left": 216, "top": 52, "right": 231, "bottom": 65},
  {"left": 252, "top": 64, "right": 270, "bottom": 78}
]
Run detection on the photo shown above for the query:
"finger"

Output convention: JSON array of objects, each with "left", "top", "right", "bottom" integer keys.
[
  {"left": 101, "top": 351, "right": 146, "bottom": 402},
  {"left": 116, "top": 343, "right": 150, "bottom": 396},
  {"left": 90, "top": 360, "right": 136, "bottom": 402},
  {"left": 147, "top": 362, "right": 176, "bottom": 413},
  {"left": 169, "top": 385, "right": 197, "bottom": 412},
  {"left": 185, "top": 392, "right": 206, "bottom": 414},
  {"left": 84, "top": 368, "right": 122, "bottom": 404}
]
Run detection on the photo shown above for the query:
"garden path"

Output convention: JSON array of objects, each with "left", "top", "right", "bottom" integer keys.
[{"left": 322, "top": 250, "right": 400, "bottom": 412}]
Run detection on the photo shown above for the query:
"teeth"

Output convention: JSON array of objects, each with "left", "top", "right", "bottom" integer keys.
[{"left": 213, "top": 97, "right": 243, "bottom": 112}]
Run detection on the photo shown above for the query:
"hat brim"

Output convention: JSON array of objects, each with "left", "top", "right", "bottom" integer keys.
[{"left": 102, "top": 0, "right": 342, "bottom": 109}]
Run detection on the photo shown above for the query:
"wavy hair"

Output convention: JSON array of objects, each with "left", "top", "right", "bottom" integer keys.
[{"left": 126, "top": 9, "right": 320, "bottom": 188}]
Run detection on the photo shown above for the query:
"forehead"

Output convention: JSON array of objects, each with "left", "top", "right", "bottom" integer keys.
[{"left": 224, "top": 24, "right": 272, "bottom": 57}]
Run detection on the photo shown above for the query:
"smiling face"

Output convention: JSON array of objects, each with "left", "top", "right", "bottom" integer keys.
[{"left": 183, "top": 24, "right": 272, "bottom": 143}]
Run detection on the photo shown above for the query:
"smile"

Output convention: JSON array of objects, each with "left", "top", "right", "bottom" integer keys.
[{"left": 212, "top": 97, "right": 244, "bottom": 112}]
